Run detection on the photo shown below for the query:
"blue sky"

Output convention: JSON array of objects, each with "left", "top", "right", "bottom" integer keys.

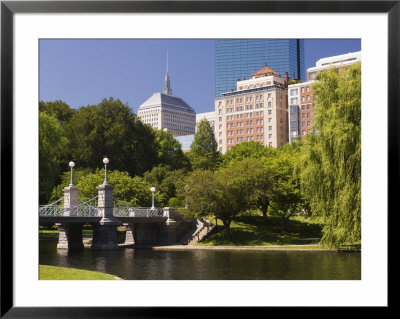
[{"left": 39, "top": 39, "right": 361, "bottom": 114}]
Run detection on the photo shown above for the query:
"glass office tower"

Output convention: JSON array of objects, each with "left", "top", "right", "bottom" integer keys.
[{"left": 215, "top": 39, "right": 305, "bottom": 97}]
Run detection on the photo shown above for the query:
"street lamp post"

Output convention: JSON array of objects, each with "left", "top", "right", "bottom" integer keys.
[
  {"left": 69, "top": 161, "right": 75, "bottom": 187},
  {"left": 103, "top": 158, "right": 109, "bottom": 185},
  {"left": 150, "top": 187, "right": 155, "bottom": 209}
]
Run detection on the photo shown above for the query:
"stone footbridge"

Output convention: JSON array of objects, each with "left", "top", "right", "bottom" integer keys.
[{"left": 39, "top": 183, "right": 194, "bottom": 250}]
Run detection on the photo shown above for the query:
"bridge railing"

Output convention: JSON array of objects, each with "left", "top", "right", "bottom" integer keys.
[
  {"left": 75, "top": 196, "right": 98, "bottom": 217},
  {"left": 39, "top": 196, "right": 98, "bottom": 217},
  {"left": 39, "top": 198, "right": 64, "bottom": 216},
  {"left": 39, "top": 196, "right": 166, "bottom": 218},
  {"left": 112, "top": 197, "right": 165, "bottom": 217}
]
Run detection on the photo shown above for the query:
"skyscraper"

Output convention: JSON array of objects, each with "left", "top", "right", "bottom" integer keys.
[
  {"left": 138, "top": 69, "right": 196, "bottom": 137},
  {"left": 215, "top": 39, "right": 305, "bottom": 97}
]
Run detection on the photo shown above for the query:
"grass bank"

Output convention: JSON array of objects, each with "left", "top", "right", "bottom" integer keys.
[
  {"left": 200, "top": 215, "right": 360, "bottom": 251},
  {"left": 199, "top": 215, "right": 324, "bottom": 246},
  {"left": 39, "top": 265, "right": 122, "bottom": 280}
]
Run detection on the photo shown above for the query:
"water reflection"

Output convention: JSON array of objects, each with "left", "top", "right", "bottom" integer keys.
[{"left": 40, "top": 240, "right": 361, "bottom": 280}]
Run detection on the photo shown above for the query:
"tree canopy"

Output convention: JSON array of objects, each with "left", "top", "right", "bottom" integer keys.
[
  {"left": 76, "top": 169, "right": 165, "bottom": 207},
  {"left": 188, "top": 119, "right": 221, "bottom": 171},
  {"left": 39, "top": 112, "right": 68, "bottom": 204},
  {"left": 154, "top": 129, "right": 190, "bottom": 170},
  {"left": 265, "top": 142, "right": 308, "bottom": 229},
  {"left": 39, "top": 100, "right": 76, "bottom": 124},
  {"left": 178, "top": 158, "right": 268, "bottom": 236},
  {"left": 63, "top": 98, "right": 158, "bottom": 176},
  {"left": 222, "top": 141, "right": 276, "bottom": 167}
]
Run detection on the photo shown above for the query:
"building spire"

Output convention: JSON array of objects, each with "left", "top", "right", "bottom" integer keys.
[{"left": 163, "top": 50, "right": 172, "bottom": 95}]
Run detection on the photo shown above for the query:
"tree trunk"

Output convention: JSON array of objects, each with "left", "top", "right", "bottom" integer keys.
[
  {"left": 282, "top": 218, "right": 288, "bottom": 232},
  {"left": 223, "top": 220, "right": 232, "bottom": 239},
  {"left": 262, "top": 210, "right": 267, "bottom": 218}
]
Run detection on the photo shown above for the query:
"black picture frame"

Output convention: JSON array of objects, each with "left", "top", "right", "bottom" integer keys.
[{"left": 1, "top": 0, "right": 395, "bottom": 317}]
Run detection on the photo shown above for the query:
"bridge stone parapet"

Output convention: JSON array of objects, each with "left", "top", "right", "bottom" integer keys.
[
  {"left": 57, "top": 186, "right": 83, "bottom": 250},
  {"left": 91, "top": 183, "right": 120, "bottom": 250},
  {"left": 123, "top": 223, "right": 135, "bottom": 245},
  {"left": 96, "top": 183, "right": 114, "bottom": 218},
  {"left": 56, "top": 223, "right": 84, "bottom": 250},
  {"left": 62, "top": 186, "right": 79, "bottom": 216}
]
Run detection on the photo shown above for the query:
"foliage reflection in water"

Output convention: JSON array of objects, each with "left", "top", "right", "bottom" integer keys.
[{"left": 39, "top": 240, "right": 361, "bottom": 280}]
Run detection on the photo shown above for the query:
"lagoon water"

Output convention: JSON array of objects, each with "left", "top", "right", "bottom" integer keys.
[{"left": 39, "top": 240, "right": 361, "bottom": 280}]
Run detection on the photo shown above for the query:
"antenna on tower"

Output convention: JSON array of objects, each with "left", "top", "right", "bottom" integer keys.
[{"left": 163, "top": 50, "right": 172, "bottom": 95}]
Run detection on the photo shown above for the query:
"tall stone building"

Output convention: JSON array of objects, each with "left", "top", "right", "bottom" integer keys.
[
  {"left": 215, "top": 65, "right": 289, "bottom": 154},
  {"left": 138, "top": 70, "right": 196, "bottom": 137}
]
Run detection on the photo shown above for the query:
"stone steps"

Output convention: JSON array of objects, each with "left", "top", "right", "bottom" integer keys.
[{"left": 186, "top": 219, "right": 215, "bottom": 245}]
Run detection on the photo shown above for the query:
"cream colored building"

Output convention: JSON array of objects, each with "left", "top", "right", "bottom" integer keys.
[
  {"left": 215, "top": 65, "right": 289, "bottom": 154},
  {"left": 196, "top": 111, "right": 216, "bottom": 134},
  {"left": 138, "top": 71, "right": 196, "bottom": 137}
]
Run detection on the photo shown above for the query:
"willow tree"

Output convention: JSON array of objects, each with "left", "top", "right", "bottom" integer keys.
[{"left": 301, "top": 62, "right": 361, "bottom": 247}]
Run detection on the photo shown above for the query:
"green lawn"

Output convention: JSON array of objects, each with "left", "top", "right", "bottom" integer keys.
[
  {"left": 39, "top": 265, "right": 121, "bottom": 280},
  {"left": 199, "top": 215, "right": 325, "bottom": 246}
]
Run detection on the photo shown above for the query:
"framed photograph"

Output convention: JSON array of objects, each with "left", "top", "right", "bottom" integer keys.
[{"left": 1, "top": 0, "right": 395, "bottom": 316}]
